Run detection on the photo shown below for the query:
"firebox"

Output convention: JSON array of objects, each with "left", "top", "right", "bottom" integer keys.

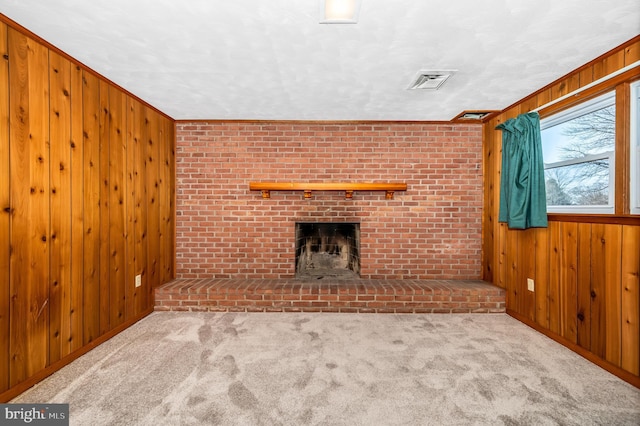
[{"left": 295, "top": 222, "right": 360, "bottom": 279}]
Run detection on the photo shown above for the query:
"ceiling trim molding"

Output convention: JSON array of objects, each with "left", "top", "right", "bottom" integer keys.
[{"left": 174, "top": 118, "right": 461, "bottom": 125}]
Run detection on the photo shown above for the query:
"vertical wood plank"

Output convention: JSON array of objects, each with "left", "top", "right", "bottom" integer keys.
[
  {"left": 576, "top": 223, "right": 592, "bottom": 351},
  {"left": 82, "top": 71, "right": 100, "bottom": 345},
  {"left": 620, "top": 225, "right": 640, "bottom": 375},
  {"left": 166, "top": 117, "right": 175, "bottom": 281},
  {"left": 497, "top": 223, "right": 507, "bottom": 290},
  {"left": 578, "top": 66, "right": 594, "bottom": 88},
  {"left": 482, "top": 120, "right": 495, "bottom": 282},
  {"left": 534, "top": 227, "right": 550, "bottom": 329},
  {"left": 160, "top": 116, "right": 175, "bottom": 284},
  {"left": 591, "top": 224, "right": 622, "bottom": 364},
  {"left": 69, "top": 63, "right": 84, "bottom": 353},
  {"left": 505, "top": 228, "right": 519, "bottom": 313},
  {"left": 591, "top": 60, "right": 605, "bottom": 82},
  {"left": 624, "top": 40, "right": 640, "bottom": 64},
  {"left": 146, "top": 108, "right": 161, "bottom": 292},
  {"left": 604, "top": 225, "right": 622, "bottom": 367},
  {"left": 519, "top": 96, "right": 538, "bottom": 114},
  {"left": 125, "top": 97, "right": 140, "bottom": 319},
  {"left": 591, "top": 223, "right": 607, "bottom": 359},
  {"left": 519, "top": 228, "right": 536, "bottom": 321},
  {"left": 560, "top": 222, "right": 578, "bottom": 343},
  {"left": 0, "top": 21, "right": 10, "bottom": 394},
  {"left": 8, "top": 29, "right": 50, "bottom": 385},
  {"left": 549, "top": 74, "right": 580, "bottom": 101},
  {"left": 108, "top": 87, "right": 127, "bottom": 328},
  {"left": 491, "top": 121, "right": 504, "bottom": 287},
  {"left": 158, "top": 115, "right": 168, "bottom": 286},
  {"left": 535, "top": 88, "right": 551, "bottom": 112},
  {"left": 601, "top": 50, "right": 626, "bottom": 78},
  {"left": 548, "top": 221, "right": 562, "bottom": 335},
  {"left": 128, "top": 97, "right": 145, "bottom": 317},
  {"left": 98, "top": 80, "right": 110, "bottom": 335},
  {"left": 493, "top": 115, "right": 506, "bottom": 290},
  {"left": 48, "top": 51, "right": 72, "bottom": 364}
]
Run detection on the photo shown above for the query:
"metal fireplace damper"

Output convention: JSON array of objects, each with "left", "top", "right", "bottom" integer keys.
[{"left": 295, "top": 222, "right": 360, "bottom": 279}]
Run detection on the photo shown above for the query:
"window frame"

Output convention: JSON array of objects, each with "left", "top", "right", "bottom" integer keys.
[
  {"left": 631, "top": 80, "right": 640, "bottom": 215},
  {"left": 540, "top": 91, "right": 616, "bottom": 214}
]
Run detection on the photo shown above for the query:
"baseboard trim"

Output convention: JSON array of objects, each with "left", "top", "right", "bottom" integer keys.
[
  {"left": 507, "top": 309, "right": 640, "bottom": 389},
  {"left": 0, "top": 307, "right": 155, "bottom": 403}
]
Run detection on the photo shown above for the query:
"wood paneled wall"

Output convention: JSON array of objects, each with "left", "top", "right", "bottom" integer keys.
[
  {"left": 483, "top": 36, "right": 640, "bottom": 384},
  {"left": 0, "top": 21, "right": 175, "bottom": 400}
]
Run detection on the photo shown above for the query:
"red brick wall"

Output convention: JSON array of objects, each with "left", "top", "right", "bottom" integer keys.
[{"left": 175, "top": 121, "right": 483, "bottom": 279}]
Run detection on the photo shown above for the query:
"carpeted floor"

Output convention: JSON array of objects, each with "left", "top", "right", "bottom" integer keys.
[{"left": 13, "top": 312, "right": 640, "bottom": 425}]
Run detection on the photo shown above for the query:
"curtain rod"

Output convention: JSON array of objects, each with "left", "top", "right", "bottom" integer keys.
[{"left": 532, "top": 60, "right": 640, "bottom": 113}]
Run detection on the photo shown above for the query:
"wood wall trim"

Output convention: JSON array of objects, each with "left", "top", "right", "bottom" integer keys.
[
  {"left": 0, "top": 308, "right": 154, "bottom": 403},
  {"left": 0, "top": 13, "right": 174, "bottom": 122},
  {"left": 508, "top": 310, "right": 640, "bottom": 389},
  {"left": 547, "top": 214, "right": 640, "bottom": 225},
  {"left": 536, "top": 67, "right": 639, "bottom": 118}
]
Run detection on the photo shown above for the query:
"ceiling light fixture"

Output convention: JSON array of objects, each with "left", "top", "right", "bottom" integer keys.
[{"left": 320, "top": 0, "right": 362, "bottom": 24}]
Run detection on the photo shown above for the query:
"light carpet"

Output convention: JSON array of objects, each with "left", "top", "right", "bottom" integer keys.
[{"left": 13, "top": 312, "right": 640, "bottom": 425}]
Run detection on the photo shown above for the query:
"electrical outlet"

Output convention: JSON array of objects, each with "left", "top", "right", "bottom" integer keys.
[
  {"left": 135, "top": 274, "right": 142, "bottom": 288},
  {"left": 527, "top": 278, "right": 535, "bottom": 292}
]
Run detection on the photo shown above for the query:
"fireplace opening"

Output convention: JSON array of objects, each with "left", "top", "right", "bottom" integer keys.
[{"left": 295, "top": 222, "right": 360, "bottom": 279}]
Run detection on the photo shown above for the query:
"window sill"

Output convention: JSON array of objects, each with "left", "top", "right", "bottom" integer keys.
[{"left": 547, "top": 213, "right": 640, "bottom": 225}]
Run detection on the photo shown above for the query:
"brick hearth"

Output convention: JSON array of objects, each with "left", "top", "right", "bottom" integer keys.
[{"left": 154, "top": 279, "right": 505, "bottom": 314}]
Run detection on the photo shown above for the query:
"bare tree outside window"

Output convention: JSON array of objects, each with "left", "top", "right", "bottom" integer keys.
[
  {"left": 560, "top": 106, "right": 615, "bottom": 157},
  {"left": 542, "top": 101, "right": 615, "bottom": 208}
]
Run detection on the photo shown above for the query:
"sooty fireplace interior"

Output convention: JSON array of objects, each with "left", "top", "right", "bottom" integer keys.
[{"left": 295, "top": 222, "right": 360, "bottom": 279}]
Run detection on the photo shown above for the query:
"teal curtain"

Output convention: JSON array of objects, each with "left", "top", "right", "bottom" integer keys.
[{"left": 496, "top": 112, "right": 548, "bottom": 229}]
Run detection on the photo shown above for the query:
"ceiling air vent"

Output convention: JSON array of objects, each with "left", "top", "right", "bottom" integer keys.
[
  {"left": 452, "top": 110, "right": 499, "bottom": 122},
  {"left": 408, "top": 70, "right": 456, "bottom": 90},
  {"left": 460, "top": 112, "right": 490, "bottom": 120}
]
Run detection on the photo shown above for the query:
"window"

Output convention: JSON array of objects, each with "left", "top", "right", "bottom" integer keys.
[
  {"left": 541, "top": 92, "right": 616, "bottom": 214},
  {"left": 631, "top": 81, "right": 640, "bottom": 215}
]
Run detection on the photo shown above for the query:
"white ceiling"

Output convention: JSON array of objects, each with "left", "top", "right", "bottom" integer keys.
[{"left": 1, "top": 0, "right": 639, "bottom": 121}]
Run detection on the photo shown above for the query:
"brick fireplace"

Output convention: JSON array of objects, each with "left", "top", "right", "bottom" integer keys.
[{"left": 175, "top": 121, "right": 483, "bottom": 280}]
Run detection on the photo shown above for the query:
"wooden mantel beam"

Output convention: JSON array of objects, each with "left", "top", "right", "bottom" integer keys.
[{"left": 249, "top": 182, "right": 407, "bottom": 199}]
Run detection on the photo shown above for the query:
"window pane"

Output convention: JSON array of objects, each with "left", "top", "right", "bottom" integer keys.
[
  {"left": 545, "top": 159, "right": 611, "bottom": 206},
  {"left": 540, "top": 91, "right": 615, "bottom": 213},
  {"left": 542, "top": 104, "right": 615, "bottom": 164}
]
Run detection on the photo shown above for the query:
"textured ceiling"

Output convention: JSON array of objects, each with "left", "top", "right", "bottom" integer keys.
[{"left": 1, "top": 0, "right": 639, "bottom": 121}]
